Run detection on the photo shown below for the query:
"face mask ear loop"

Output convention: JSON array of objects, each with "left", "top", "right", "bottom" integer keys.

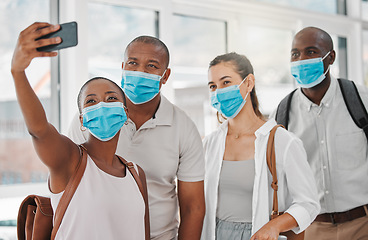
[
  {"left": 238, "top": 75, "right": 249, "bottom": 88},
  {"left": 243, "top": 91, "right": 250, "bottom": 101},
  {"left": 160, "top": 69, "right": 167, "bottom": 80},
  {"left": 321, "top": 51, "right": 331, "bottom": 76},
  {"left": 322, "top": 51, "right": 331, "bottom": 61},
  {"left": 323, "top": 64, "right": 331, "bottom": 75}
]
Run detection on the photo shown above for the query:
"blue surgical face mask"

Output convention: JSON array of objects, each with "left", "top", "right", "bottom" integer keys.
[
  {"left": 290, "top": 51, "right": 331, "bottom": 88},
  {"left": 210, "top": 77, "right": 249, "bottom": 119},
  {"left": 82, "top": 102, "right": 127, "bottom": 141},
  {"left": 121, "top": 69, "right": 166, "bottom": 104}
]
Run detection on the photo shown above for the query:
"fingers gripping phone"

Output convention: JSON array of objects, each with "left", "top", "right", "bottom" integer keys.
[{"left": 37, "top": 21, "right": 78, "bottom": 52}]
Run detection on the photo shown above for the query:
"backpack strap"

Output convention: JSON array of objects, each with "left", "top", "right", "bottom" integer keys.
[
  {"left": 117, "top": 156, "right": 150, "bottom": 240},
  {"left": 51, "top": 144, "right": 87, "bottom": 239},
  {"left": 337, "top": 78, "right": 368, "bottom": 140},
  {"left": 267, "top": 125, "right": 285, "bottom": 219},
  {"left": 275, "top": 89, "right": 297, "bottom": 130}
]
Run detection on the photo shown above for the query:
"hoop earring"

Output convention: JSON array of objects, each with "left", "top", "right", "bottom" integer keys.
[
  {"left": 216, "top": 111, "right": 227, "bottom": 124},
  {"left": 124, "top": 106, "right": 129, "bottom": 125},
  {"left": 80, "top": 125, "right": 87, "bottom": 131}
]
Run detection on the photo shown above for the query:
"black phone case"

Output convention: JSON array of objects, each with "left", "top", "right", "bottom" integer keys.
[{"left": 37, "top": 21, "right": 78, "bottom": 52}]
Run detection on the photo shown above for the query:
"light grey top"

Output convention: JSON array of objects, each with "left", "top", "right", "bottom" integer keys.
[{"left": 216, "top": 159, "right": 255, "bottom": 222}]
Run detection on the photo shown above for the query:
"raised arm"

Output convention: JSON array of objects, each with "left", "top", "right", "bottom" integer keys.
[{"left": 11, "top": 22, "right": 80, "bottom": 192}]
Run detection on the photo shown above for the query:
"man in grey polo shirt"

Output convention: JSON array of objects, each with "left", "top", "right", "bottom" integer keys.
[
  {"left": 272, "top": 27, "right": 368, "bottom": 239},
  {"left": 68, "top": 36, "right": 205, "bottom": 240}
]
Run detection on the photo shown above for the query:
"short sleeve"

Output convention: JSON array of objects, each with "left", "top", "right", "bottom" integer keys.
[{"left": 177, "top": 118, "right": 205, "bottom": 182}]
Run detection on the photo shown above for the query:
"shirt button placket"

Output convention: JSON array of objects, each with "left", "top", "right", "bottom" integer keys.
[{"left": 317, "top": 107, "right": 333, "bottom": 212}]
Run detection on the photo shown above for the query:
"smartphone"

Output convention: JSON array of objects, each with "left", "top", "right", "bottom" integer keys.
[{"left": 36, "top": 21, "right": 78, "bottom": 52}]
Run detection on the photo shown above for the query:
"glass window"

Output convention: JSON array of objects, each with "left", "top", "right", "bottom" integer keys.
[
  {"left": 88, "top": 3, "right": 158, "bottom": 84},
  {"left": 363, "top": 0, "right": 368, "bottom": 21},
  {"left": 0, "top": 1, "right": 51, "bottom": 238},
  {"left": 363, "top": 30, "right": 368, "bottom": 86},
  {"left": 331, "top": 36, "right": 348, "bottom": 80},
  {"left": 171, "top": 15, "right": 227, "bottom": 136},
  {"left": 172, "top": 14, "right": 227, "bottom": 67},
  {"left": 0, "top": 0, "right": 50, "bottom": 186},
  {"left": 236, "top": 25, "right": 294, "bottom": 115},
  {"left": 254, "top": 0, "right": 345, "bottom": 15},
  {"left": 235, "top": 26, "right": 347, "bottom": 116}
]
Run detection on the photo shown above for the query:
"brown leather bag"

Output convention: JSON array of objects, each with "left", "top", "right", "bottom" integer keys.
[
  {"left": 267, "top": 125, "right": 305, "bottom": 240},
  {"left": 17, "top": 146, "right": 150, "bottom": 240}
]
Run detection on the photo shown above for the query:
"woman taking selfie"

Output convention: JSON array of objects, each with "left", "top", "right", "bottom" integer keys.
[
  {"left": 201, "top": 52, "right": 320, "bottom": 240},
  {"left": 11, "top": 22, "right": 148, "bottom": 240}
]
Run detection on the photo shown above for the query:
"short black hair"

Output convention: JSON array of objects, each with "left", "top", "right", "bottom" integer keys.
[
  {"left": 296, "top": 27, "right": 334, "bottom": 53},
  {"left": 125, "top": 35, "right": 170, "bottom": 68},
  {"left": 77, "top": 77, "right": 126, "bottom": 113}
]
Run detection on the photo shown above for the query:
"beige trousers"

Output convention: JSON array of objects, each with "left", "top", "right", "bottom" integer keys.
[{"left": 304, "top": 216, "right": 368, "bottom": 240}]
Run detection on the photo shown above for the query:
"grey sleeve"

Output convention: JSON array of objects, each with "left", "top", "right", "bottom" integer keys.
[{"left": 177, "top": 120, "right": 205, "bottom": 182}]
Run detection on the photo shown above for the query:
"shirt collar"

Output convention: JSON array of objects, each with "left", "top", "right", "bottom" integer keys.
[
  {"left": 320, "top": 76, "right": 336, "bottom": 108},
  {"left": 297, "top": 76, "right": 337, "bottom": 111},
  {"left": 152, "top": 95, "right": 173, "bottom": 126},
  {"left": 219, "top": 120, "right": 229, "bottom": 132},
  {"left": 220, "top": 119, "right": 276, "bottom": 138},
  {"left": 255, "top": 119, "right": 277, "bottom": 138}
]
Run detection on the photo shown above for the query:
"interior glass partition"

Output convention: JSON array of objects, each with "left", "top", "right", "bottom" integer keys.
[{"left": 88, "top": 2, "right": 158, "bottom": 84}]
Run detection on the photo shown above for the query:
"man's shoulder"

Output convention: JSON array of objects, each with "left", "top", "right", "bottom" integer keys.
[
  {"left": 169, "top": 101, "right": 198, "bottom": 126},
  {"left": 353, "top": 81, "right": 368, "bottom": 99}
]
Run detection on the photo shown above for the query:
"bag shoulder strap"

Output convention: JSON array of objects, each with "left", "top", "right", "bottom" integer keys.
[
  {"left": 117, "top": 156, "right": 150, "bottom": 240},
  {"left": 51, "top": 144, "right": 87, "bottom": 239},
  {"left": 275, "top": 89, "right": 297, "bottom": 130},
  {"left": 337, "top": 78, "right": 368, "bottom": 140},
  {"left": 267, "top": 125, "right": 285, "bottom": 219}
]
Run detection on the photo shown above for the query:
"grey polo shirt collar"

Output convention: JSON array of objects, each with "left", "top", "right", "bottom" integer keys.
[
  {"left": 126, "top": 95, "right": 174, "bottom": 130},
  {"left": 153, "top": 95, "right": 174, "bottom": 126}
]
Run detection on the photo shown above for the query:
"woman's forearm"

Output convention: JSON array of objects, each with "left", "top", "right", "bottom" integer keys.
[
  {"left": 11, "top": 70, "right": 49, "bottom": 138},
  {"left": 11, "top": 22, "right": 60, "bottom": 138}
]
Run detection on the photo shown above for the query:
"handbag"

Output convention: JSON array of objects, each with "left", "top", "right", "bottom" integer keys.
[
  {"left": 17, "top": 145, "right": 150, "bottom": 240},
  {"left": 267, "top": 125, "right": 305, "bottom": 240}
]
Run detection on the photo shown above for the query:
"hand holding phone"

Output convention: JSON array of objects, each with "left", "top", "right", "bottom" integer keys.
[
  {"left": 12, "top": 22, "right": 61, "bottom": 73},
  {"left": 36, "top": 21, "right": 78, "bottom": 52}
]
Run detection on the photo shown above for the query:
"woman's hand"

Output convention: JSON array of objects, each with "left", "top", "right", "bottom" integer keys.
[
  {"left": 250, "top": 212, "right": 298, "bottom": 240},
  {"left": 11, "top": 22, "right": 61, "bottom": 73},
  {"left": 250, "top": 221, "right": 280, "bottom": 240}
]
